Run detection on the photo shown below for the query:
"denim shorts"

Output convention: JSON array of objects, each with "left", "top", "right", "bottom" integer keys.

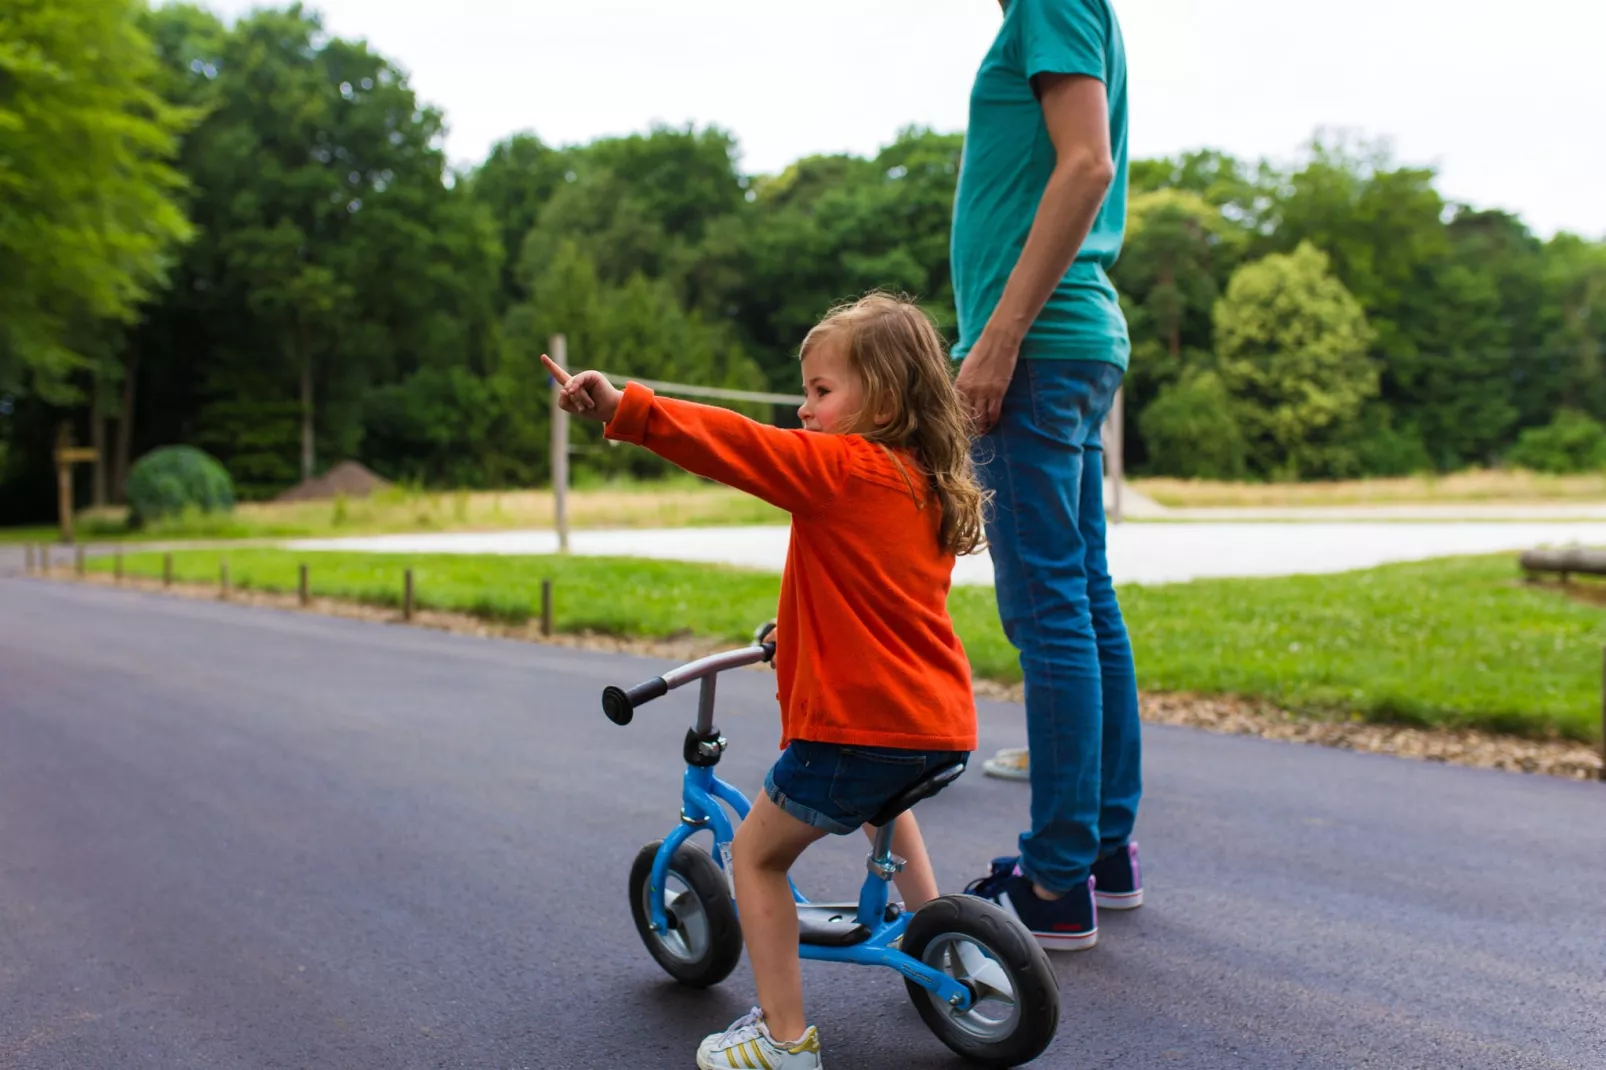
[{"left": 764, "top": 739, "right": 970, "bottom": 836}]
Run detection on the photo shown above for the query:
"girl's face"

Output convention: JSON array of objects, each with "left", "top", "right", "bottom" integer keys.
[{"left": 798, "top": 340, "right": 867, "bottom": 434}]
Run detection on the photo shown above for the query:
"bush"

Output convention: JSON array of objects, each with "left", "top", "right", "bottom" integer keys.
[
  {"left": 1506, "top": 410, "right": 1606, "bottom": 474},
  {"left": 1354, "top": 407, "right": 1434, "bottom": 476},
  {"left": 1138, "top": 370, "right": 1248, "bottom": 479},
  {"left": 125, "top": 446, "right": 236, "bottom": 526}
]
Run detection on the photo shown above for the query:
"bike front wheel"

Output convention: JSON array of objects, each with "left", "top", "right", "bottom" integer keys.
[{"left": 627, "top": 839, "right": 742, "bottom": 988}]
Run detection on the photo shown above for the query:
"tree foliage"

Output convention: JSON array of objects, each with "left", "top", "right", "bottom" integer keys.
[
  {"left": 1214, "top": 243, "right": 1377, "bottom": 479},
  {"left": 4, "top": 6, "right": 1606, "bottom": 520},
  {"left": 0, "top": 0, "right": 194, "bottom": 402}
]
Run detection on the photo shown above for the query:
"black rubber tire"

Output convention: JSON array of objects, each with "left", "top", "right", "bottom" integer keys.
[
  {"left": 627, "top": 839, "right": 743, "bottom": 988},
  {"left": 901, "top": 894, "right": 1060, "bottom": 1067}
]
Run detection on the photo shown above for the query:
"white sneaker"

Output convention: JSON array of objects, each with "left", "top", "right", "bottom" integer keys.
[
  {"left": 982, "top": 746, "right": 1030, "bottom": 781},
  {"left": 696, "top": 1007, "right": 822, "bottom": 1070}
]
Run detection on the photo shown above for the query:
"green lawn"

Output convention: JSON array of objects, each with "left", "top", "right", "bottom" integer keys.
[{"left": 87, "top": 550, "right": 1606, "bottom": 742}]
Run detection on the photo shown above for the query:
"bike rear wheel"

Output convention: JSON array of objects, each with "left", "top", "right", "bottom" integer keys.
[{"left": 901, "top": 894, "right": 1060, "bottom": 1066}]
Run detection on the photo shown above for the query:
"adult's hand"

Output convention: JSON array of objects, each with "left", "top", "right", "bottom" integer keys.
[{"left": 954, "top": 329, "right": 1021, "bottom": 434}]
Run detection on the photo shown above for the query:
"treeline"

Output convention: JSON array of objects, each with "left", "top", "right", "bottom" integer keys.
[{"left": 3, "top": 1, "right": 1605, "bottom": 520}]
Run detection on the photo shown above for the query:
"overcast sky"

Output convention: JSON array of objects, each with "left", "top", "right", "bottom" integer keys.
[{"left": 195, "top": 0, "right": 1606, "bottom": 238}]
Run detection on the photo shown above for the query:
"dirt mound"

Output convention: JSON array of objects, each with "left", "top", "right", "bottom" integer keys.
[{"left": 275, "top": 461, "right": 393, "bottom": 502}]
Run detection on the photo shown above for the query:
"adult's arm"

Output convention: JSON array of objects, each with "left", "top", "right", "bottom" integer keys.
[{"left": 955, "top": 73, "right": 1116, "bottom": 431}]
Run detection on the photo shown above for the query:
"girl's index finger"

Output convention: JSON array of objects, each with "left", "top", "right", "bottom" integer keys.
[{"left": 540, "top": 353, "right": 572, "bottom": 385}]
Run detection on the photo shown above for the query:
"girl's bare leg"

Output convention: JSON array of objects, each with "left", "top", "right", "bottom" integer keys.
[
  {"left": 861, "top": 810, "right": 939, "bottom": 909},
  {"left": 731, "top": 793, "right": 827, "bottom": 1044}
]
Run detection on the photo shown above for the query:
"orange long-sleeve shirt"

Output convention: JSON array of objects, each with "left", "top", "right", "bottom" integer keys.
[{"left": 605, "top": 383, "right": 977, "bottom": 753}]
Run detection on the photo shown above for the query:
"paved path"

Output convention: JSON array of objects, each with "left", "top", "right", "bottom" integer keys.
[
  {"left": 2, "top": 578, "right": 1603, "bottom": 1068},
  {"left": 291, "top": 520, "right": 1606, "bottom": 586}
]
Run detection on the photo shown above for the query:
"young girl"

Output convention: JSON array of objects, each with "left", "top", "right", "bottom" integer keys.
[{"left": 544, "top": 293, "right": 984, "bottom": 1070}]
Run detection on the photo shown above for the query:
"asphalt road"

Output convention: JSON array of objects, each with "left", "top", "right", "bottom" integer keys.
[{"left": 2, "top": 576, "right": 1603, "bottom": 1070}]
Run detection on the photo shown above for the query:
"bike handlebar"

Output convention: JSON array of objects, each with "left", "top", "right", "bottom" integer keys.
[{"left": 601, "top": 640, "right": 776, "bottom": 726}]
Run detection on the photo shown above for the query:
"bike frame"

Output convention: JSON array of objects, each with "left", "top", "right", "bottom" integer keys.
[{"left": 635, "top": 645, "right": 976, "bottom": 1012}]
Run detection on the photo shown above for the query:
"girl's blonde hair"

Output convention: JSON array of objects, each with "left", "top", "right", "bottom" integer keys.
[{"left": 799, "top": 292, "right": 988, "bottom": 556}]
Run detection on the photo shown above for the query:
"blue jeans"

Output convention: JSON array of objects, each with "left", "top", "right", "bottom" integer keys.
[{"left": 975, "top": 359, "right": 1142, "bottom": 894}]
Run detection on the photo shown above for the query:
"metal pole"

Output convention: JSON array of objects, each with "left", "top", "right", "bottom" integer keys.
[
  {"left": 299, "top": 563, "right": 310, "bottom": 607},
  {"left": 75, "top": 545, "right": 85, "bottom": 576},
  {"left": 404, "top": 568, "right": 415, "bottom": 621},
  {"left": 163, "top": 553, "right": 173, "bottom": 588},
  {"left": 114, "top": 552, "right": 123, "bottom": 583},
  {"left": 541, "top": 578, "right": 554, "bottom": 637},
  {"left": 24, "top": 544, "right": 34, "bottom": 573},
  {"left": 550, "top": 333, "right": 570, "bottom": 554},
  {"left": 220, "top": 560, "right": 229, "bottom": 600},
  {"left": 1600, "top": 646, "right": 1605, "bottom": 782}
]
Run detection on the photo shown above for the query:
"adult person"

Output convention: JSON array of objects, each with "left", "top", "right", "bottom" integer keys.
[{"left": 951, "top": 0, "right": 1142, "bottom": 951}]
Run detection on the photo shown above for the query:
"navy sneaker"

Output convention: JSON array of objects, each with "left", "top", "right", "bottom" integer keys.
[
  {"left": 1091, "top": 841, "right": 1144, "bottom": 910},
  {"left": 966, "top": 858, "right": 1097, "bottom": 951}
]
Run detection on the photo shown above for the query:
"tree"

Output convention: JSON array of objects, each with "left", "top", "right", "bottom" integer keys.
[
  {"left": 464, "top": 133, "right": 571, "bottom": 313},
  {"left": 1536, "top": 234, "right": 1606, "bottom": 425},
  {"left": 1137, "top": 370, "right": 1247, "bottom": 479},
  {"left": 120, "top": 4, "right": 501, "bottom": 497},
  {"left": 1257, "top": 134, "right": 1524, "bottom": 469},
  {"left": 1116, "top": 190, "right": 1242, "bottom": 360},
  {"left": 1214, "top": 243, "right": 1377, "bottom": 478},
  {"left": 0, "top": 0, "right": 193, "bottom": 402},
  {"left": 703, "top": 128, "right": 965, "bottom": 393},
  {"left": 498, "top": 238, "right": 766, "bottom": 482}
]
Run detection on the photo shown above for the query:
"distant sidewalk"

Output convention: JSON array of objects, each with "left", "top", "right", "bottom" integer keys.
[{"left": 288, "top": 519, "right": 1606, "bottom": 587}]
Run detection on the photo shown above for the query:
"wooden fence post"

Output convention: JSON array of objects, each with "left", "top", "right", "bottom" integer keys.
[
  {"left": 163, "top": 553, "right": 173, "bottom": 588},
  {"left": 115, "top": 552, "right": 123, "bottom": 583},
  {"left": 404, "top": 568, "right": 415, "bottom": 621},
  {"left": 541, "top": 578, "right": 554, "bottom": 637},
  {"left": 299, "top": 563, "right": 310, "bottom": 607},
  {"left": 41, "top": 546, "right": 50, "bottom": 573},
  {"left": 1600, "top": 647, "right": 1605, "bottom": 782},
  {"left": 24, "top": 544, "right": 34, "bottom": 573},
  {"left": 220, "top": 560, "right": 230, "bottom": 600},
  {"left": 75, "top": 545, "right": 85, "bottom": 576}
]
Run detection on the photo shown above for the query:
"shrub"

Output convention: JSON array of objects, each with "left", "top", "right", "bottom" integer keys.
[
  {"left": 125, "top": 446, "right": 235, "bottom": 526},
  {"left": 1506, "top": 410, "right": 1606, "bottom": 474},
  {"left": 1138, "top": 370, "right": 1248, "bottom": 480},
  {"left": 1355, "top": 407, "right": 1434, "bottom": 476}
]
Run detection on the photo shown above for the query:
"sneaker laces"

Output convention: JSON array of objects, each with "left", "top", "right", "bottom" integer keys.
[
  {"left": 712, "top": 1007, "right": 767, "bottom": 1048},
  {"left": 964, "top": 856, "right": 1019, "bottom": 898}
]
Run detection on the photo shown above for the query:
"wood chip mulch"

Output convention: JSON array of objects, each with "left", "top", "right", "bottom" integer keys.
[{"left": 38, "top": 570, "right": 1606, "bottom": 783}]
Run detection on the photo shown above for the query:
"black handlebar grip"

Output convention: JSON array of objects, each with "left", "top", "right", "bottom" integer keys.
[{"left": 602, "top": 677, "right": 669, "bottom": 726}]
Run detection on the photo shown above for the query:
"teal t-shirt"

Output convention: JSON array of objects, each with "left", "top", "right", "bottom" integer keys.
[{"left": 950, "top": 0, "right": 1130, "bottom": 367}]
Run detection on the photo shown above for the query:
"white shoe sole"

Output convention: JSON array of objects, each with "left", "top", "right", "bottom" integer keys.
[
  {"left": 1095, "top": 888, "right": 1144, "bottom": 910},
  {"left": 1033, "top": 927, "right": 1098, "bottom": 951},
  {"left": 981, "top": 758, "right": 1030, "bottom": 781}
]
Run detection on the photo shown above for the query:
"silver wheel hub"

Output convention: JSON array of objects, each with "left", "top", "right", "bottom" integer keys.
[
  {"left": 919, "top": 932, "right": 1021, "bottom": 1039},
  {"left": 646, "top": 872, "right": 709, "bottom": 964}
]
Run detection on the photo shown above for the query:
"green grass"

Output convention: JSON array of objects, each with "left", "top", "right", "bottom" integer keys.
[
  {"left": 1, "top": 478, "right": 783, "bottom": 544},
  {"left": 87, "top": 550, "right": 1606, "bottom": 742}
]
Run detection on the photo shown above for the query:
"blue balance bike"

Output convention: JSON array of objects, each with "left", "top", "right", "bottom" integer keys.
[{"left": 602, "top": 624, "right": 1061, "bottom": 1067}]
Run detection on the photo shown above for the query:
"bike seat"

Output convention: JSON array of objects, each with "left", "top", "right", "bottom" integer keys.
[
  {"left": 868, "top": 761, "right": 966, "bottom": 827},
  {"left": 796, "top": 903, "right": 871, "bottom": 946}
]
